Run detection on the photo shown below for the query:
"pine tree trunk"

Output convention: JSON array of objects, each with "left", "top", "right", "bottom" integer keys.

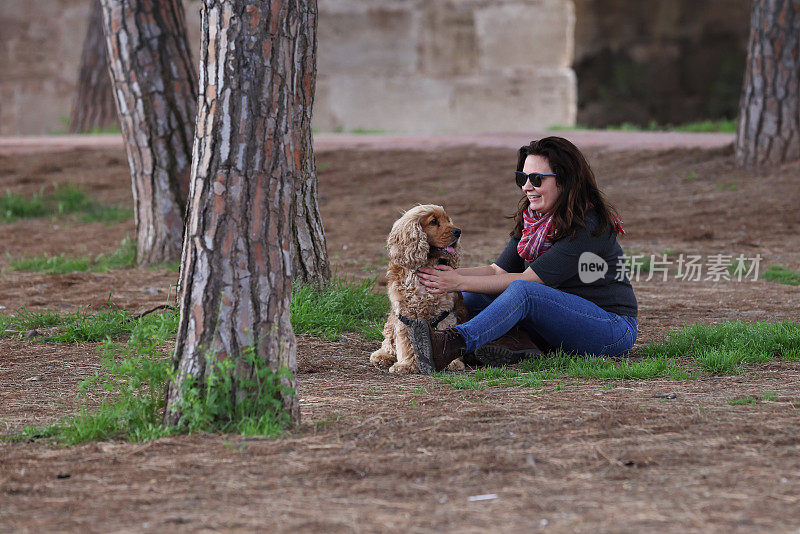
[
  {"left": 292, "top": 170, "right": 331, "bottom": 286},
  {"left": 100, "top": 0, "right": 197, "bottom": 265},
  {"left": 164, "top": 0, "right": 320, "bottom": 426},
  {"left": 734, "top": 0, "right": 800, "bottom": 167},
  {"left": 69, "top": 0, "right": 118, "bottom": 134}
]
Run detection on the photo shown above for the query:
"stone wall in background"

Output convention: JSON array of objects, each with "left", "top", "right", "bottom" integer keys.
[
  {"left": 573, "top": 0, "right": 750, "bottom": 127},
  {"left": 5, "top": 0, "right": 752, "bottom": 134},
  {"left": 313, "top": 0, "right": 576, "bottom": 133},
  {"left": 0, "top": 0, "right": 90, "bottom": 135},
  {"left": 0, "top": 0, "right": 576, "bottom": 135}
]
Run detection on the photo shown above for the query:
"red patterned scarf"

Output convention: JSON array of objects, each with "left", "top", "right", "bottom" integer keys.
[
  {"left": 517, "top": 207, "right": 556, "bottom": 261},
  {"left": 517, "top": 207, "right": 625, "bottom": 262}
]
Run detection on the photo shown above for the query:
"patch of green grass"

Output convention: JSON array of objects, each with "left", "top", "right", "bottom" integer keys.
[
  {"left": 727, "top": 395, "right": 757, "bottom": 405},
  {"left": 0, "top": 190, "right": 46, "bottom": 220},
  {"left": 671, "top": 119, "right": 737, "bottom": 133},
  {"left": 9, "top": 254, "right": 92, "bottom": 275},
  {"left": 9, "top": 237, "right": 136, "bottom": 274},
  {"left": 291, "top": 277, "right": 389, "bottom": 341},
  {"left": 0, "top": 185, "right": 131, "bottom": 225},
  {"left": 716, "top": 181, "right": 740, "bottom": 191},
  {"left": 606, "top": 121, "right": 660, "bottom": 132},
  {"left": 82, "top": 204, "right": 134, "bottom": 224},
  {"left": 546, "top": 124, "right": 591, "bottom": 131},
  {"left": 0, "top": 308, "right": 63, "bottom": 333},
  {"left": 12, "top": 310, "right": 180, "bottom": 444},
  {"left": 86, "top": 124, "right": 122, "bottom": 135},
  {"left": 436, "top": 321, "right": 800, "bottom": 390},
  {"left": 549, "top": 119, "right": 737, "bottom": 134},
  {"left": 606, "top": 119, "right": 736, "bottom": 133},
  {"left": 49, "top": 184, "right": 93, "bottom": 213},
  {"left": 9, "top": 309, "right": 292, "bottom": 443},
  {"left": 3, "top": 278, "right": 393, "bottom": 444},
  {"left": 727, "top": 391, "right": 778, "bottom": 406},
  {"left": 683, "top": 171, "right": 698, "bottom": 183},
  {"left": 0, "top": 307, "right": 137, "bottom": 343},
  {"left": 149, "top": 260, "right": 181, "bottom": 272},
  {"left": 314, "top": 414, "right": 341, "bottom": 430},
  {"left": 348, "top": 128, "right": 388, "bottom": 134},
  {"left": 177, "top": 346, "right": 294, "bottom": 437},
  {"left": 641, "top": 320, "right": 800, "bottom": 374},
  {"left": 762, "top": 265, "right": 800, "bottom": 286}
]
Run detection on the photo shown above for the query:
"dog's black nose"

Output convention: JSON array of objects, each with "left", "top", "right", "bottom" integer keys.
[{"left": 452, "top": 228, "right": 461, "bottom": 238}]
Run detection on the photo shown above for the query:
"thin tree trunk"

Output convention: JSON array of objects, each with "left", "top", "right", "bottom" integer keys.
[
  {"left": 100, "top": 0, "right": 197, "bottom": 265},
  {"left": 69, "top": 0, "right": 118, "bottom": 134},
  {"left": 734, "top": 0, "right": 800, "bottom": 167},
  {"left": 165, "top": 0, "right": 319, "bottom": 426}
]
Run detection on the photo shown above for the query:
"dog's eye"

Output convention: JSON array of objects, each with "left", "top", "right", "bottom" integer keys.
[{"left": 430, "top": 218, "right": 439, "bottom": 226}]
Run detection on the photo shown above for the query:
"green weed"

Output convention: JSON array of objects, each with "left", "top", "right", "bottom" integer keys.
[
  {"left": 291, "top": 277, "right": 388, "bottom": 341},
  {"left": 314, "top": 414, "right": 341, "bottom": 430},
  {"left": 4, "top": 278, "right": 389, "bottom": 444},
  {"left": 0, "top": 190, "right": 45, "bottom": 220},
  {"left": 727, "top": 395, "right": 757, "bottom": 405},
  {"left": 671, "top": 119, "right": 737, "bottom": 133},
  {"left": 0, "top": 185, "right": 131, "bottom": 225},
  {"left": 548, "top": 119, "right": 736, "bottom": 134},
  {"left": 642, "top": 320, "right": 800, "bottom": 372},
  {"left": 349, "top": 128, "right": 388, "bottom": 134},
  {"left": 726, "top": 392, "right": 778, "bottom": 406},
  {"left": 9, "top": 237, "right": 136, "bottom": 274},
  {"left": 82, "top": 204, "right": 134, "bottom": 225},
  {"left": 762, "top": 265, "right": 800, "bottom": 286},
  {"left": 683, "top": 171, "right": 698, "bottom": 183},
  {"left": 436, "top": 321, "right": 800, "bottom": 390},
  {"left": 716, "top": 182, "right": 740, "bottom": 191},
  {"left": 12, "top": 310, "right": 179, "bottom": 444},
  {"left": 0, "top": 308, "right": 136, "bottom": 343},
  {"left": 176, "top": 346, "right": 294, "bottom": 437}
]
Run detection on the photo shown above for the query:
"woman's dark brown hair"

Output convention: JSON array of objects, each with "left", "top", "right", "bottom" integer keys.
[{"left": 510, "top": 136, "right": 621, "bottom": 240}]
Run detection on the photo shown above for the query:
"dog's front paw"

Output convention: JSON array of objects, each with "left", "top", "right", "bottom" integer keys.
[
  {"left": 445, "top": 358, "right": 465, "bottom": 371},
  {"left": 389, "top": 361, "right": 418, "bottom": 374},
  {"left": 370, "top": 349, "right": 396, "bottom": 368}
]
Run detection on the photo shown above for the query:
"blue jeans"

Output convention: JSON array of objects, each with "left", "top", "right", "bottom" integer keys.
[{"left": 456, "top": 280, "right": 637, "bottom": 356}]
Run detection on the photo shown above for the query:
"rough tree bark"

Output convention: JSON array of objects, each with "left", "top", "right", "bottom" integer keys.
[
  {"left": 734, "top": 0, "right": 800, "bottom": 167},
  {"left": 164, "top": 0, "right": 321, "bottom": 426},
  {"left": 100, "top": 0, "right": 197, "bottom": 265},
  {"left": 292, "top": 170, "right": 330, "bottom": 286},
  {"left": 69, "top": 0, "right": 118, "bottom": 134}
]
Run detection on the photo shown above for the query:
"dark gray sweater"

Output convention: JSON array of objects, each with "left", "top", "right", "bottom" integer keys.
[{"left": 495, "top": 212, "right": 638, "bottom": 317}]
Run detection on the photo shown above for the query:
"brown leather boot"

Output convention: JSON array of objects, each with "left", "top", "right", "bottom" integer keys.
[
  {"left": 409, "top": 319, "right": 466, "bottom": 374},
  {"left": 474, "top": 326, "right": 543, "bottom": 366}
]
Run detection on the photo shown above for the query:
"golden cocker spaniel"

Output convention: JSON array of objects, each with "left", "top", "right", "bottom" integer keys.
[{"left": 370, "top": 205, "right": 467, "bottom": 374}]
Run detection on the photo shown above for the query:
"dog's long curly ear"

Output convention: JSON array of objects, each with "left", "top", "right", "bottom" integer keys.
[
  {"left": 452, "top": 238, "right": 462, "bottom": 269},
  {"left": 387, "top": 211, "right": 429, "bottom": 270}
]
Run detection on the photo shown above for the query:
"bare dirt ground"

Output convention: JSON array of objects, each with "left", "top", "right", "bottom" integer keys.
[{"left": 1, "top": 136, "right": 800, "bottom": 532}]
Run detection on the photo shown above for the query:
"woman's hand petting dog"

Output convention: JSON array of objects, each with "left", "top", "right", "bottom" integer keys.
[{"left": 417, "top": 265, "right": 463, "bottom": 294}]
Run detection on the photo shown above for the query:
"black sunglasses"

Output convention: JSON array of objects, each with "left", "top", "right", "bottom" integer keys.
[{"left": 515, "top": 171, "right": 557, "bottom": 188}]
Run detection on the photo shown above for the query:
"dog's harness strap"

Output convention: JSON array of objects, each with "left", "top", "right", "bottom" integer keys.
[{"left": 397, "top": 309, "right": 452, "bottom": 329}]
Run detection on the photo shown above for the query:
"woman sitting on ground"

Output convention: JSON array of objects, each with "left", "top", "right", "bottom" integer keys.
[{"left": 410, "top": 136, "right": 638, "bottom": 374}]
